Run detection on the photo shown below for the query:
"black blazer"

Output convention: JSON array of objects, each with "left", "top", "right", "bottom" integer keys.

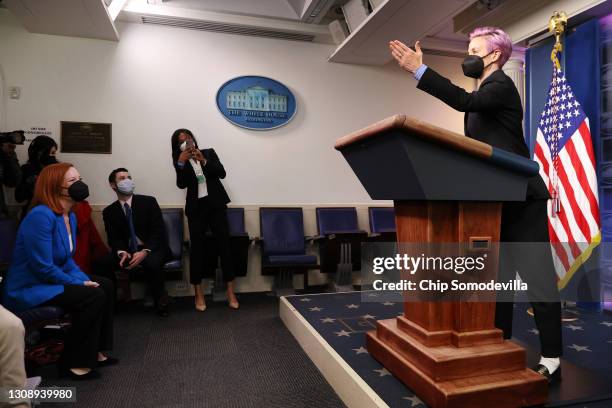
[
  {"left": 173, "top": 148, "right": 230, "bottom": 217},
  {"left": 417, "top": 68, "right": 550, "bottom": 200},
  {"left": 102, "top": 194, "right": 168, "bottom": 254}
]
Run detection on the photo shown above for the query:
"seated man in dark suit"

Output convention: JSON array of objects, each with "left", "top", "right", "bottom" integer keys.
[{"left": 102, "top": 168, "right": 170, "bottom": 317}]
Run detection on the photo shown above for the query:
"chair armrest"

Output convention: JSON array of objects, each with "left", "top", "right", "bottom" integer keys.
[
  {"left": 308, "top": 234, "right": 325, "bottom": 241},
  {"left": 305, "top": 235, "right": 324, "bottom": 245},
  {"left": 325, "top": 231, "right": 369, "bottom": 240}
]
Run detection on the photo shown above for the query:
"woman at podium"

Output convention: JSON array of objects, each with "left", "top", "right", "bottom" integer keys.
[{"left": 389, "top": 26, "right": 562, "bottom": 383}]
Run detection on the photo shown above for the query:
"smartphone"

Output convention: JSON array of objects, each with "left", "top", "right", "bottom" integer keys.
[{"left": 185, "top": 140, "right": 195, "bottom": 149}]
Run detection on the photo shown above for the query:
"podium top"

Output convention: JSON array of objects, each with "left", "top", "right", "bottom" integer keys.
[{"left": 335, "top": 115, "right": 539, "bottom": 176}]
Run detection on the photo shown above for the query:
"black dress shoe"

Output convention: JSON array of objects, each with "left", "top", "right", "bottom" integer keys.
[
  {"left": 59, "top": 368, "right": 102, "bottom": 381},
  {"left": 533, "top": 364, "right": 561, "bottom": 383},
  {"left": 97, "top": 357, "right": 120, "bottom": 368}
]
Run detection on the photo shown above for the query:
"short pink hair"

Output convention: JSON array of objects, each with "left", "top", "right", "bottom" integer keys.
[{"left": 469, "top": 26, "right": 513, "bottom": 68}]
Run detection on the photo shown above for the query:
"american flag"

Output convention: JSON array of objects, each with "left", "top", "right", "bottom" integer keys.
[{"left": 533, "top": 68, "right": 600, "bottom": 288}]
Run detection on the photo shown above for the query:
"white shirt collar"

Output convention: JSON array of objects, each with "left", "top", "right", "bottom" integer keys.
[{"left": 119, "top": 195, "right": 133, "bottom": 209}]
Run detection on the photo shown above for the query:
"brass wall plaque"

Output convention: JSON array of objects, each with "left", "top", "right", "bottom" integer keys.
[{"left": 60, "top": 121, "right": 111, "bottom": 154}]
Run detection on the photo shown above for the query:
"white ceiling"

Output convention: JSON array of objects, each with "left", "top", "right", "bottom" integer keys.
[
  {"left": 142, "top": 0, "right": 341, "bottom": 23},
  {"left": 3, "top": 0, "right": 119, "bottom": 40},
  {"left": 161, "top": 0, "right": 302, "bottom": 21},
  {"left": 3, "top": 0, "right": 609, "bottom": 65}
]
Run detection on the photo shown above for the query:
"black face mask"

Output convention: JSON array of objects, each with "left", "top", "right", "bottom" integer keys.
[
  {"left": 41, "top": 155, "right": 58, "bottom": 166},
  {"left": 67, "top": 180, "right": 89, "bottom": 202},
  {"left": 462, "top": 50, "right": 494, "bottom": 79}
]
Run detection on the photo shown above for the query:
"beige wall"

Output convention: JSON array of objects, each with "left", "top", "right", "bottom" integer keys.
[{"left": 0, "top": 8, "right": 474, "bottom": 294}]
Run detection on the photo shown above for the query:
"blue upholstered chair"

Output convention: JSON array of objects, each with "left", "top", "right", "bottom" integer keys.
[
  {"left": 227, "top": 208, "right": 247, "bottom": 236},
  {"left": 315, "top": 207, "right": 368, "bottom": 291},
  {"left": 161, "top": 208, "right": 185, "bottom": 280},
  {"left": 316, "top": 207, "right": 363, "bottom": 235},
  {"left": 202, "top": 207, "right": 250, "bottom": 278},
  {"left": 368, "top": 207, "right": 396, "bottom": 234},
  {"left": 259, "top": 208, "right": 318, "bottom": 296},
  {"left": 368, "top": 207, "right": 397, "bottom": 242},
  {"left": 226, "top": 207, "right": 250, "bottom": 278}
]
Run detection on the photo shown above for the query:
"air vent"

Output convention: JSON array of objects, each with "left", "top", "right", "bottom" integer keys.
[
  {"left": 141, "top": 16, "right": 315, "bottom": 42},
  {"left": 303, "top": 0, "right": 336, "bottom": 24}
]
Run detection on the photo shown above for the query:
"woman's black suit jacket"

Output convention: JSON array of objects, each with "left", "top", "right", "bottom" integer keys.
[
  {"left": 173, "top": 148, "right": 230, "bottom": 217},
  {"left": 417, "top": 68, "right": 550, "bottom": 242}
]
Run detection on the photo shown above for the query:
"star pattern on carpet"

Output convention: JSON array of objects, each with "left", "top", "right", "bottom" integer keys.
[
  {"left": 287, "top": 294, "right": 612, "bottom": 408},
  {"left": 373, "top": 368, "right": 391, "bottom": 377},
  {"left": 568, "top": 344, "right": 591, "bottom": 352},
  {"left": 300, "top": 298, "right": 312, "bottom": 302},
  {"left": 309, "top": 307, "right": 322, "bottom": 312},
  {"left": 346, "top": 304, "right": 359, "bottom": 309},
  {"left": 403, "top": 395, "right": 425, "bottom": 407},
  {"left": 334, "top": 330, "right": 351, "bottom": 337}
]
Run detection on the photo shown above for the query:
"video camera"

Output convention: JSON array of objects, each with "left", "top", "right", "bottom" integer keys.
[{"left": 0, "top": 131, "right": 26, "bottom": 145}]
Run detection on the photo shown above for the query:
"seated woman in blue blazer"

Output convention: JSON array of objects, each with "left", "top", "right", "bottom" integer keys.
[{"left": 1, "top": 162, "right": 117, "bottom": 380}]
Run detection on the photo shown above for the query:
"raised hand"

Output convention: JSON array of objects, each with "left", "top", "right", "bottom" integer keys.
[{"left": 389, "top": 40, "right": 423, "bottom": 74}]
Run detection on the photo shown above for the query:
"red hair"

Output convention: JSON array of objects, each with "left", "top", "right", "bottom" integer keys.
[{"left": 30, "top": 162, "right": 74, "bottom": 214}]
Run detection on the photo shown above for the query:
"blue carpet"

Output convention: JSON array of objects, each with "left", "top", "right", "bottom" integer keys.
[
  {"left": 511, "top": 303, "right": 612, "bottom": 375},
  {"left": 284, "top": 291, "right": 612, "bottom": 408}
]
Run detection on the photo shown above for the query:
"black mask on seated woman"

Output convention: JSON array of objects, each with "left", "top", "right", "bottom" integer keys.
[
  {"left": 40, "top": 155, "right": 58, "bottom": 166},
  {"left": 67, "top": 181, "right": 90, "bottom": 202}
]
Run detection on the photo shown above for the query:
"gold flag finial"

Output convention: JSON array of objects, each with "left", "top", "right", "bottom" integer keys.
[{"left": 549, "top": 10, "right": 568, "bottom": 70}]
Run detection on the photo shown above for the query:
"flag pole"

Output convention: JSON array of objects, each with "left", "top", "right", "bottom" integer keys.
[
  {"left": 548, "top": 10, "right": 567, "bottom": 71},
  {"left": 527, "top": 10, "right": 579, "bottom": 322},
  {"left": 548, "top": 10, "right": 567, "bottom": 218}
]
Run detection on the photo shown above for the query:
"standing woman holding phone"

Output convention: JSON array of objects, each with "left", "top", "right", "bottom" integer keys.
[{"left": 170, "top": 129, "right": 239, "bottom": 311}]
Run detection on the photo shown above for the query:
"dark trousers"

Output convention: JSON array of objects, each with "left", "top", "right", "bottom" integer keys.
[
  {"left": 91, "top": 255, "right": 118, "bottom": 302},
  {"left": 494, "top": 199, "right": 563, "bottom": 357},
  {"left": 188, "top": 203, "right": 234, "bottom": 284},
  {"left": 43, "top": 275, "right": 114, "bottom": 369},
  {"left": 95, "top": 250, "right": 167, "bottom": 308}
]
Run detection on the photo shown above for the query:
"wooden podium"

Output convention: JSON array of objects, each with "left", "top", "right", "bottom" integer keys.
[{"left": 335, "top": 115, "right": 548, "bottom": 408}]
